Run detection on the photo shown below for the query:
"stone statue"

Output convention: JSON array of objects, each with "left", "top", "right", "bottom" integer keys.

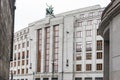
[{"left": 46, "top": 3, "right": 54, "bottom": 15}]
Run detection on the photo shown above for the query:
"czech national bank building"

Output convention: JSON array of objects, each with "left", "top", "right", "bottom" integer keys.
[{"left": 10, "top": 5, "right": 104, "bottom": 80}]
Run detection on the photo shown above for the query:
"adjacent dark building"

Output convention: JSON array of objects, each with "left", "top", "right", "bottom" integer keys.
[
  {"left": 99, "top": 0, "right": 120, "bottom": 80},
  {"left": 0, "top": 0, "right": 16, "bottom": 80}
]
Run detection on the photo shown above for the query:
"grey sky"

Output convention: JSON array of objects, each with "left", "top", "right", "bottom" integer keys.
[{"left": 15, "top": 0, "right": 110, "bottom": 32}]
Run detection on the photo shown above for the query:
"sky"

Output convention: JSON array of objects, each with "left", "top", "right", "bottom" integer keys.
[{"left": 15, "top": 0, "right": 110, "bottom": 32}]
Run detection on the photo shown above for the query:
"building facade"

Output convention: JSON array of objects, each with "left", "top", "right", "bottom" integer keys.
[
  {"left": 0, "top": 0, "right": 16, "bottom": 80},
  {"left": 10, "top": 5, "right": 104, "bottom": 80},
  {"left": 99, "top": 0, "right": 120, "bottom": 80}
]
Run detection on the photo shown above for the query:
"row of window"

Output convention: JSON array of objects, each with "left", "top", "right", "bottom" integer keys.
[
  {"left": 12, "top": 77, "right": 102, "bottom": 80},
  {"left": 76, "top": 29, "right": 100, "bottom": 38},
  {"left": 76, "top": 40, "right": 103, "bottom": 52},
  {"left": 14, "top": 29, "right": 29, "bottom": 38},
  {"left": 76, "top": 63, "right": 103, "bottom": 71},
  {"left": 11, "top": 68, "right": 28, "bottom": 75},
  {"left": 11, "top": 60, "right": 29, "bottom": 67},
  {"left": 13, "top": 51, "right": 29, "bottom": 61},
  {"left": 15, "top": 41, "right": 29, "bottom": 50},
  {"left": 76, "top": 52, "right": 103, "bottom": 60},
  {"left": 75, "top": 77, "right": 103, "bottom": 80},
  {"left": 77, "top": 19, "right": 100, "bottom": 27}
]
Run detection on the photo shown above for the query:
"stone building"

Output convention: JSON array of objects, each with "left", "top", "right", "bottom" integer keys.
[
  {"left": 99, "top": 0, "right": 120, "bottom": 80},
  {"left": 10, "top": 5, "right": 104, "bottom": 80},
  {"left": 0, "top": 0, "right": 16, "bottom": 80}
]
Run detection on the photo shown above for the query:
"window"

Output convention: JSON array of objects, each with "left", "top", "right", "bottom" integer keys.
[
  {"left": 87, "top": 20, "right": 92, "bottom": 25},
  {"left": 17, "top": 69, "right": 20, "bottom": 74},
  {"left": 22, "top": 60, "right": 24, "bottom": 65},
  {"left": 76, "top": 43, "right": 82, "bottom": 52},
  {"left": 43, "top": 78, "right": 49, "bottom": 80},
  {"left": 26, "top": 68, "right": 28, "bottom": 74},
  {"left": 22, "top": 42, "right": 25, "bottom": 48},
  {"left": 78, "top": 22, "right": 83, "bottom": 27},
  {"left": 27, "top": 50, "right": 29, "bottom": 58},
  {"left": 86, "top": 41, "right": 92, "bottom": 51},
  {"left": 76, "top": 54, "right": 82, "bottom": 60},
  {"left": 86, "top": 53, "right": 92, "bottom": 60},
  {"left": 76, "top": 64, "right": 82, "bottom": 71},
  {"left": 97, "top": 52, "right": 102, "bottom": 59},
  {"left": 85, "top": 77, "right": 92, "bottom": 80},
  {"left": 86, "top": 30, "right": 92, "bottom": 37},
  {"left": 18, "top": 61, "right": 20, "bottom": 66},
  {"left": 95, "top": 77, "right": 103, "bottom": 80},
  {"left": 96, "top": 64, "right": 102, "bottom": 70},
  {"left": 97, "top": 40, "right": 102, "bottom": 50},
  {"left": 22, "top": 69, "right": 24, "bottom": 74},
  {"left": 76, "top": 31, "right": 82, "bottom": 38},
  {"left": 14, "top": 71, "right": 16, "bottom": 75},
  {"left": 27, "top": 41, "right": 29, "bottom": 47},
  {"left": 14, "top": 62, "right": 16, "bottom": 67},
  {"left": 75, "top": 78, "right": 82, "bottom": 80},
  {"left": 26, "top": 60, "right": 28, "bottom": 65},
  {"left": 22, "top": 51, "right": 25, "bottom": 59},
  {"left": 18, "top": 52, "right": 20, "bottom": 60},
  {"left": 18, "top": 44, "right": 20, "bottom": 49},
  {"left": 86, "top": 64, "right": 92, "bottom": 71}
]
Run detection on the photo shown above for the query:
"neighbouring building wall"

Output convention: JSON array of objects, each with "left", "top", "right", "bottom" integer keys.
[
  {"left": 99, "top": 0, "right": 120, "bottom": 80},
  {"left": 0, "top": 0, "right": 15, "bottom": 80}
]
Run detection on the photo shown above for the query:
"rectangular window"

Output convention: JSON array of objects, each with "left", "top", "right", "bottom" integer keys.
[
  {"left": 22, "top": 60, "right": 24, "bottom": 65},
  {"left": 27, "top": 50, "right": 29, "bottom": 58},
  {"left": 75, "top": 78, "right": 82, "bottom": 80},
  {"left": 95, "top": 77, "right": 103, "bottom": 80},
  {"left": 14, "top": 61, "right": 16, "bottom": 67},
  {"left": 14, "top": 54, "right": 16, "bottom": 60},
  {"left": 97, "top": 40, "right": 102, "bottom": 50},
  {"left": 86, "top": 41, "right": 92, "bottom": 51},
  {"left": 53, "top": 25, "right": 59, "bottom": 72},
  {"left": 76, "top": 54, "right": 82, "bottom": 60},
  {"left": 86, "top": 53, "right": 92, "bottom": 60},
  {"left": 26, "top": 68, "right": 28, "bottom": 74},
  {"left": 11, "top": 62, "right": 13, "bottom": 67},
  {"left": 18, "top": 52, "right": 20, "bottom": 60},
  {"left": 18, "top": 61, "right": 20, "bottom": 66},
  {"left": 76, "top": 43, "right": 82, "bottom": 52},
  {"left": 43, "top": 78, "right": 49, "bottom": 80},
  {"left": 78, "top": 22, "right": 83, "bottom": 27},
  {"left": 87, "top": 20, "right": 92, "bottom": 25},
  {"left": 17, "top": 69, "right": 20, "bottom": 74},
  {"left": 86, "top": 30, "right": 92, "bottom": 37},
  {"left": 97, "top": 64, "right": 102, "bottom": 70},
  {"left": 22, "top": 42, "right": 25, "bottom": 48},
  {"left": 76, "top": 31, "right": 82, "bottom": 38},
  {"left": 22, "top": 51, "right": 25, "bottom": 59},
  {"left": 22, "top": 69, "right": 24, "bottom": 74},
  {"left": 18, "top": 44, "right": 20, "bottom": 49},
  {"left": 27, "top": 41, "right": 29, "bottom": 47},
  {"left": 86, "top": 64, "right": 92, "bottom": 71},
  {"left": 85, "top": 77, "right": 92, "bottom": 80},
  {"left": 26, "top": 60, "right": 28, "bottom": 65},
  {"left": 76, "top": 64, "right": 82, "bottom": 71},
  {"left": 97, "top": 52, "right": 102, "bottom": 59}
]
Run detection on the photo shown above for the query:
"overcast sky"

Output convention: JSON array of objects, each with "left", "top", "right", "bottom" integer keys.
[{"left": 15, "top": 0, "right": 110, "bottom": 32}]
